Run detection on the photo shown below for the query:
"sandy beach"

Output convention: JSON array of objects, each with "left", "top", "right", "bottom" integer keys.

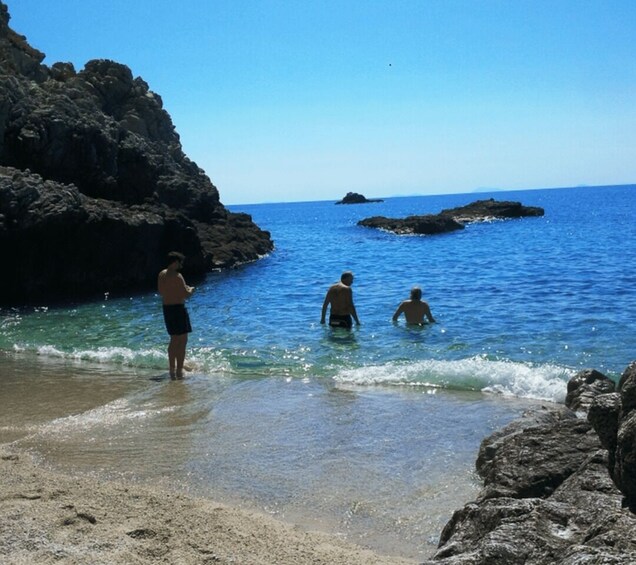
[{"left": 0, "top": 446, "right": 415, "bottom": 564}]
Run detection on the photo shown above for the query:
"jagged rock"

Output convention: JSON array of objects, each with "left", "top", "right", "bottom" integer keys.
[
  {"left": 587, "top": 361, "right": 636, "bottom": 512},
  {"left": 565, "top": 368, "right": 616, "bottom": 413},
  {"left": 440, "top": 198, "right": 544, "bottom": 222},
  {"left": 476, "top": 406, "right": 599, "bottom": 500},
  {"left": 335, "top": 191, "right": 384, "bottom": 204},
  {"left": 618, "top": 361, "right": 636, "bottom": 414},
  {"left": 358, "top": 214, "right": 464, "bottom": 235},
  {"left": 423, "top": 364, "right": 636, "bottom": 564},
  {"left": 357, "top": 199, "right": 543, "bottom": 236},
  {"left": 588, "top": 392, "right": 621, "bottom": 479},
  {"left": 0, "top": 1, "right": 273, "bottom": 303}
]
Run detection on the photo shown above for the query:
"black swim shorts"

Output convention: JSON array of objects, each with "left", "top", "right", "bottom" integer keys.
[
  {"left": 329, "top": 314, "right": 353, "bottom": 329},
  {"left": 162, "top": 304, "right": 192, "bottom": 336}
]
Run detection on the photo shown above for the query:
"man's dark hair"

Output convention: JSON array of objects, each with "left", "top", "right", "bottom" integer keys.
[
  {"left": 341, "top": 271, "right": 354, "bottom": 283},
  {"left": 167, "top": 251, "right": 185, "bottom": 265}
]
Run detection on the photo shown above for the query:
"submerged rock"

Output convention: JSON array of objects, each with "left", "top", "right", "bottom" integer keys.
[
  {"left": 423, "top": 363, "right": 636, "bottom": 564},
  {"left": 0, "top": 1, "right": 273, "bottom": 303},
  {"left": 358, "top": 198, "right": 544, "bottom": 236}
]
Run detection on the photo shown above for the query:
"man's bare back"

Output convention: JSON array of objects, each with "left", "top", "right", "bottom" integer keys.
[
  {"left": 392, "top": 286, "right": 435, "bottom": 325},
  {"left": 326, "top": 282, "right": 354, "bottom": 315},
  {"left": 320, "top": 271, "right": 360, "bottom": 328}
]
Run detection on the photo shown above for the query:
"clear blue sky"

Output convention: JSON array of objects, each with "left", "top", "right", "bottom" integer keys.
[{"left": 8, "top": 1, "right": 636, "bottom": 204}]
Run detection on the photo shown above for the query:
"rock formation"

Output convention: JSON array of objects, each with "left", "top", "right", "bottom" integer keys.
[
  {"left": 588, "top": 361, "right": 636, "bottom": 512},
  {"left": 336, "top": 191, "right": 384, "bottom": 204},
  {"left": 422, "top": 363, "right": 636, "bottom": 564},
  {"left": 440, "top": 198, "right": 544, "bottom": 222},
  {"left": 0, "top": 1, "right": 273, "bottom": 304},
  {"left": 358, "top": 198, "right": 544, "bottom": 236},
  {"left": 358, "top": 214, "right": 464, "bottom": 235}
]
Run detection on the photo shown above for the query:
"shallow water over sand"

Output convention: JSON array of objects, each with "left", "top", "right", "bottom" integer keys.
[{"left": 1, "top": 353, "right": 539, "bottom": 559}]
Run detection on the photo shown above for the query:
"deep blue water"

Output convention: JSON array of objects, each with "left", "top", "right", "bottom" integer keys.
[{"left": 2, "top": 184, "right": 635, "bottom": 559}]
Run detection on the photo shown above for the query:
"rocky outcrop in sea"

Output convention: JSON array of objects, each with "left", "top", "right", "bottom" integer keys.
[
  {"left": 336, "top": 192, "right": 384, "bottom": 204},
  {"left": 422, "top": 362, "right": 636, "bottom": 564},
  {"left": 358, "top": 198, "right": 544, "bottom": 236},
  {"left": 0, "top": 1, "right": 273, "bottom": 304}
]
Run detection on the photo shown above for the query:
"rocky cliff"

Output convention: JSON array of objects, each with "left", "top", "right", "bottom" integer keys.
[
  {"left": 423, "top": 363, "right": 636, "bottom": 564},
  {"left": 0, "top": 1, "right": 273, "bottom": 304}
]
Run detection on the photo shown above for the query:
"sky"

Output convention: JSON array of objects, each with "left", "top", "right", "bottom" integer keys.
[{"left": 7, "top": 0, "right": 636, "bottom": 204}]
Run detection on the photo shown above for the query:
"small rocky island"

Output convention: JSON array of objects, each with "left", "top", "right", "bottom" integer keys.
[
  {"left": 0, "top": 1, "right": 273, "bottom": 304},
  {"left": 336, "top": 191, "right": 384, "bottom": 204},
  {"left": 423, "top": 361, "right": 636, "bottom": 564},
  {"left": 358, "top": 198, "right": 544, "bottom": 235}
]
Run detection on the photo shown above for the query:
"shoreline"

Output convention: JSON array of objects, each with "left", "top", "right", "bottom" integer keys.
[{"left": 1, "top": 446, "right": 414, "bottom": 564}]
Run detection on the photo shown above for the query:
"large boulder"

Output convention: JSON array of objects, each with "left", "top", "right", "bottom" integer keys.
[
  {"left": 423, "top": 364, "right": 636, "bottom": 564},
  {"left": 0, "top": 1, "right": 273, "bottom": 303},
  {"left": 589, "top": 361, "right": 636, "bottom": 511}
]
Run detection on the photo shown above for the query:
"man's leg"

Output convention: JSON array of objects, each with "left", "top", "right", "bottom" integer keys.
[
  {"left": 168, "top": 336, "right": 179, "bottom": 379},
  {"left": 175, "top": 334, "right": 188, "bottom": 379}
]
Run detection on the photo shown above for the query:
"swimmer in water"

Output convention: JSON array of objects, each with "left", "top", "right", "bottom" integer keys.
[{"left": 392, "top": 286, "right": 436, "bottom": 325}]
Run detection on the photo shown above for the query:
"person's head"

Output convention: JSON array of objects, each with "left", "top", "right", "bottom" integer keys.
[
  {"left": 341, "top": 271, "right": 354, "bottom": 286},
  {"left": 167, "top": 251, "right": 185, "bottom": 269},
  {"left": 410, "top": 286, "right": 422, "bottom": 300}
]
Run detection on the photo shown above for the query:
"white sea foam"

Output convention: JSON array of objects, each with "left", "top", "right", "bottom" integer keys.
[
  {"left": 31, "top": 343, "right": 233, "bottom": 375},
  {"left": 333, "top": 356, "right": 574, "bottom": 403},
  {"left": 37, "top": 398, "right": 176, "bottom": 437},
  {"left": 35, "top": 344, "right": 164, "bottom": 368}
]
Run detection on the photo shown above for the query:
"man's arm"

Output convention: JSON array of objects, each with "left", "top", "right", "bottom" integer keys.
[
  {"left": 320, "top": 290, "right": 331, "bottom": 324},
  {"left": 177, "top": 274, "right": 195, "bottom": 298},
  {"left": 348, "top": 288, "right": 360, "bottom": 325},
  {"left": 424, "top": 302, "right": 436, "bottom": 323},
  {"left": 351, "top": 306, "right": 360, "bottom": 325},
  {"left": 392, "top": 302, "right": 405, "bottom": 322}
]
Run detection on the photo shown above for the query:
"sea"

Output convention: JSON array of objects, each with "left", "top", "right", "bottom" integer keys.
[{"left": 1, "top": 184, "right": 635, "bottom": 560}]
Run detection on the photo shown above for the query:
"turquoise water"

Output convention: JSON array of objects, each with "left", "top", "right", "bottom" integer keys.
[{"left": 1, "top": 184, "right": 635, "bottom": 559}]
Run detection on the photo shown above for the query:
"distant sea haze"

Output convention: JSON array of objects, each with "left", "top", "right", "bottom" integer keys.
[{"left": 1, "top": 184, "right": 635, "bottom": 560}]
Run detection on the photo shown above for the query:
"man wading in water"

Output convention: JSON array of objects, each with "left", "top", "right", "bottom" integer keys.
[
  {"left": 158, "top": 252, "right": 195, "bottom": 379},
  {"left": 392, "top": 286, "right": 436, "bottom": 325},
  {"left": 320, "top": 271, "right": 360, "bottom": 329}
]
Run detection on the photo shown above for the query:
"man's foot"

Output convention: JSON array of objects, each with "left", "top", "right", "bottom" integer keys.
[
  {"left": 176, "top": 371, "right": 185, "bottom": 380},
  {"left": 169, "top": 371, "right": 176, "bottom": 380}
]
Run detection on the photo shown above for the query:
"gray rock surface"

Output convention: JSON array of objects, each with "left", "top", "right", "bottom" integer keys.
[
  {"left": 589, "top": 361, "right": 636, "bottom": 511},
  {"left": 423, "top": 364, "right": 636, "bottom": 564},
  {"left": 0, "top": 1, "right": 272, "bottom": 303}
]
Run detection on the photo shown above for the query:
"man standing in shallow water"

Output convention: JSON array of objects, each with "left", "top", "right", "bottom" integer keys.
[
  {"left": 320, "top": 271, "right": 360, "bottom": 329},
  {"left": 392, "top": 286, "right": 436, "bottom": 325},
  {"left": 158, "top": 252, "right": 195, "bottom": 379}
]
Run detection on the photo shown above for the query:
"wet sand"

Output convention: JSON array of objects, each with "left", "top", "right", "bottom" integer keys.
[{"left": 0, "top": 446, "right": 414, "bottom": 564}]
